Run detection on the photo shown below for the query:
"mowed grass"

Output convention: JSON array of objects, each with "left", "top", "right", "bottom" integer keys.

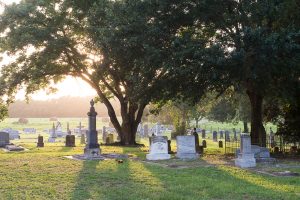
[{"left": 0, "top": 139, "right": 300, "bottom": 200}]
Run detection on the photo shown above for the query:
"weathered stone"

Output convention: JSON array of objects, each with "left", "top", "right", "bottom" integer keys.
[
  {"left": 235, "top": 134, "right": 256, "bottom": 168},
  {"left": 37, "top": 135, "right": 44, "bottom": 147},
  {"left": 84, "top": 100, "right": 101, "bottom": 158},
  {"left": 65, "top": 135, "right": 76, "bottom": 147},
  {"left": 176, "top": 136, "right": 199, "bottom": 159},
  {"left": 146, "top": 136, "right": 171, "bottom": 160},
  {"left": 0, "top": 132, "right": 10, "bottom": 147}
]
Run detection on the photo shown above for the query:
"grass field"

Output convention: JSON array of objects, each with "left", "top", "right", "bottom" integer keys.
[{"left": 0, "top": 118, "right": 298, "bottom": 200}]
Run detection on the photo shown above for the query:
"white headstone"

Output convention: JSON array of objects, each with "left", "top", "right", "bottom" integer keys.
[
  {"left": 235, "top": 134, "right": 256, "bottom": 168},
  {"left": 146, "top": 136, "right": 171, "bottom": 160},
  {"left": 176, "top": 136, "right": 199, "bottom": 159}
]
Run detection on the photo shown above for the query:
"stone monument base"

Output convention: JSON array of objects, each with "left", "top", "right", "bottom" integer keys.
[
  {"left": 146, "top": 153, "right": 171, "bottom": 160},
  {"left": 235, "top": 153, "right": 256, "bottom": 168},
  {"left": 84, "top": 147, "right": 101, "bottom": 158},
  {"left": 176, "top": 153, "right": 199, "bottom": 160}
]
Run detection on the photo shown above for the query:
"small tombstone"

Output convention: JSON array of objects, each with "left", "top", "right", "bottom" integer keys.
[
  {"left": 201, "top": 129, "right": 206, "bottom": 139},
  {"left": 146, "top": 136, "right": 171, "bottom": 160},
  {"left": 219, "top": 130, "right": 224, "bottom": 139},
  {"left": 65, "top": 135, "right": 76, "bottom": 147},
  {"left": 106, "top": 134, "right": 114, "bottom": 144},
  {"left": 235, "top": 134, "right": 256, "bottom": 168},
  {"left": 202, "top": 140, "right": 207, "bottom": 148},
  {"left": 37, "top": 135, "right": 44, "bottom": 147},
  {"left": 0, "top": 132, "right": 10, "bottom": 147},
  {"left": 176, "top": 136, "right": 199, "bottom": 159},
  {"left": 225, "top": 131, "right": 230, "bottom": 142},
  {"left": 213, "top": 131, "right": 218, "bottom": 142},
  {"left": 218, "top": 141, "right": 223, "bottom": 148},
  {"left": 144, "top": 124, "right": 149, "bottom": 137},
  {"left": 80, "top": 133, "right": 86, "bottom": 144}
]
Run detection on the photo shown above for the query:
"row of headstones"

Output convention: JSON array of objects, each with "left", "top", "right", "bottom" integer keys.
[
  {"left": 37, "top": 134, "right": 86, "bottom": 147},
  {"left": 147, "top": 135, "right": 201, "bottom": 160}
]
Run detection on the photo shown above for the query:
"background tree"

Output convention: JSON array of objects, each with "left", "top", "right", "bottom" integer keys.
[
  {"left": 0, "top": 0, "right": 206, "bottom": 145},
  {"left": 194, "top": 0, "right": 300, "bottom": 146},
  {"left": 0, "top": 102, "right": 8, "bottom": 121}
]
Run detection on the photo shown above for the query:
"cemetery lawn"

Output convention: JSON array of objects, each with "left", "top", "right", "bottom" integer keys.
[{"left": 1, "top": 141, "right": 300, "bottom": 200}]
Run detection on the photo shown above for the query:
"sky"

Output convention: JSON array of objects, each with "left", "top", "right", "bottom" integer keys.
[{"left": 0, "top": 0, "right": 97, "bottom": 101}]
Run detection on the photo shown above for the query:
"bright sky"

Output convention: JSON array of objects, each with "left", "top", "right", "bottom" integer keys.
[{"left": 0, "top": 0, "right": 97, "bottom": 101}]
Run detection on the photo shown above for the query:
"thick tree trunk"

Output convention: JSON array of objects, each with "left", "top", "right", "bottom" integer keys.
[{"left": 246, "top": 90, "right": 266, "bottom": 147}]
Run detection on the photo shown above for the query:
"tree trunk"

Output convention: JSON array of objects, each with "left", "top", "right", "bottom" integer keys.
[
  {"left": 243, "top": 121, "right": 249, "bottom": 133},
  {"left": 195, "top": 118, "right": 199, "bottom": 128},
  {"left": 246, "top": 90, "right": 266, "bottom": 147}
]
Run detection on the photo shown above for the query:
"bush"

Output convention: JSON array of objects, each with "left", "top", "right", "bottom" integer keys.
[{"left": 18, "top": 118, "right": 28, "bottom": 124}]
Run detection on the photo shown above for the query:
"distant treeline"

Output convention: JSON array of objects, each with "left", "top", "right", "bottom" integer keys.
[{"left": 8, "top": 96, "right": 120, "bottom": 118}]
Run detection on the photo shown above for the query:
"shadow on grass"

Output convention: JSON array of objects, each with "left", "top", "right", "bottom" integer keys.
[{"left": 141, "top": 157, "right": 300, "bottom": 200}]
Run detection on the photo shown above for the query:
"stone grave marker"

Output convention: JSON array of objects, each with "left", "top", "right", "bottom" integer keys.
[
  {"left": 65, "top": 135, "right": 76, "bottom": 147},
  {"left": 202, "top": 140, "right": 207, "bottom": 148},
  {"left": 84, "top": 100, "right": 101, "bottom": 158},
  {"left": 235, "top": 134, "right": 256, "bottom": 168},
  {"left": 80, "top": 133, "right": 86, "bottom": 144},
  {"left": 0, "top": 132, "right": 10, "bottom": 147},
  {"left": 146, "top": 136, "right": 171, "bottom": 160},
  {"left": 37, "top": 135, "right": 44, "bottom": 147},
  {"left": 225, "top": 130, "right": 230, "bottom": 142},
  {"left": 213, "top": 131, "right": 218, "bottom": 142},
  {"left": 219, "top": 130, "right": 224, "bottom": 139},
  {"left": 176, "top": 136, "right": 199, "bottom": 159},
  {"left": 106, "top": 134, "right": 114, "bottom": 144},
  {"left": 1, "top": 128, "right": 20, "bottom": 140},
  {"left": 23, "top": 128, "right": 36, "bottom": 134}
]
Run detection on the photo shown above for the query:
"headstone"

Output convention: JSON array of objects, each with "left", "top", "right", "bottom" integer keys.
[
  {"left": 201, "top": 129, "right": 206, "bottom": 139},
  {"left": 84, "top": 100, "right": 101, "bottom": 158},
  {"left": 80, "top": 133, "right": 86, "bottom": 144},
  {"left": 146, "top": 136, "right": 171, "bottom": 160},
  {"left": 219, "top": 130, "right": 224, "bottom": 139},
  {"left": 251, "top": 145, "right": 275, "bottom": 162},
  {"left": 23, "top": 128, "right": 36, "bottom": 134},
  {"left": 213, "top": 131, "right": 218, "bottom": 142},
  {"left": 235, "top": 134, "right": 256, "bottom": 168},
  {"left": 0, "top": 132, "right": 10, "bottom": 147},
  {"left": 48, "top": 123, "right": 56, "bottom": 142},
  {"left": 1, "top": 128, "right": 20, "bottom": 140},
  {"left": 65, "top": 135, "right": 76, "bottom": 147},
  {"left": 144, "top": 124, "right": 149, "bottom": 137},
  {"left": 225, "top": 130, "right": 230, "bottom": 142},
  {"left": 176, "top": 136, "right": 199, "bottom": 159},
  {"left": 37, "top": 135, "right": 44, "bottom": 147},
  {"left": 202, "top": 140, "right": 207, "bottom": 148},
  {"left": 106, "top": 134, "right": 114, "bottom": 144},
  {"left": 219, "top": 141, "right": 223, "bottom": 148}
]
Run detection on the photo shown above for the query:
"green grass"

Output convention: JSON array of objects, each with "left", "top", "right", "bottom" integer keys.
[
  {"left": 0, "top": 118, "right": 298, "bottom": 200},
  {"left": 0, "top": 137, "right": 299, "bottom": 200}
]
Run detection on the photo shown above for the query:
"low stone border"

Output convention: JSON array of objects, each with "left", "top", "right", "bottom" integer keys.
[{"left": 64, "top": 153, "right": 128, "bottom": 161}]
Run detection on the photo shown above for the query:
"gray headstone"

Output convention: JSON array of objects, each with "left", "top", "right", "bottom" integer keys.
[
  {"left": 0, "top": 132, "right": 10, "bottom": 147},
  {"left": 146, "top": 136, "right": 171, "bottom": 160},
  {"left": 213, "top": 131, "right": 218, "bottom": 142},
  {"left": 84, "top": 100, "right": 101, "bottom": 158},
  {"left": 235, "top": 134, "right": 256, "bottom": 168},
  {"left": 176, "top": 136, "right": 199, "bottom": 159}
]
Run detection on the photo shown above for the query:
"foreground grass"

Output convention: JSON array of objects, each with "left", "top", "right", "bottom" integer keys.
[{"left": 0, "top": 140, "right": 299, "bottom": 200}]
